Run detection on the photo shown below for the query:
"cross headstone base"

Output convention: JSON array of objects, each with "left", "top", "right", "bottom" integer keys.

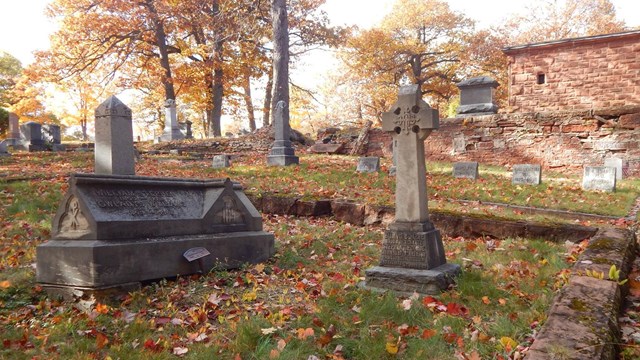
[
  {"left": 159, "top": 128, "right": 185, "bottom": 142},
  {"left": 364, "top": 263, "right": 461, "bottom": 295}
]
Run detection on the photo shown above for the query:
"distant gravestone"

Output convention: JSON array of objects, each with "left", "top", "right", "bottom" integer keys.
[
  {"left": 212, "top": 154, "right": 231, "bottom": 169},
  {"left": 356, "top": 157, "right": 380, "bottom": 173},
  {"left": 365, "top": 84, "right": 460, "bottom": 295},
  {"left": 582, "top": 166, "right": 616, "bottom": 192},
  {"left": 267, "top": 101, "right": 299, "bottom": 166},
  {"left": 94, "top": 96, "right": 135, "bottom": 175},
  {"left": 0, "top": 140, "right": 9, "bottom": 156},
  {"left": 8, "top": 113, "right": 19, "bottom": 141},
  {"left": 159, "top": 99, "right": 185, "bottom": 142},
  {"left": 18, "top": 122, "right": 47, "bottom": 151},
  {"left": 43, "top": 124, "right": 65, "bottom": 151},
  {"left": 184, "top": 120, "right": 193, "bottom": 139},
  {"left": 453, "top": 135, "right": 466, "bottom": 154},
  {"left": 453, "top": 162, "right": 479, "bottom": 179},
  {"left": 604, "top": 157, "right": 626, "bottom": 181},
  {"left": 456, "top": 76, "right": 499, "bottom": 116},
  {"left": 512, "top": 164, "right": 542, "bottom": 185}
]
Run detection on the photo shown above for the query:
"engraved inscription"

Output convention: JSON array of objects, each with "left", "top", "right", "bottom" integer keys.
[
  {"left": 394, "top": 107, "right": 420, "bottom": 135},
  {"left": 512, "top": 165, "right": 541, "bottom": 185},
  {"left": 380, "top": 231, "right": 428, "bottom": 269},
  {"left": 91, "top": 188, "right": 189, "bottom": 216},
  {"left": 453, "top": 162, "right": 478, "bottom": 179},
  {"left": 214, "top": 196, "right": 244, "bottom": 224},
  {"left": 583, "top": 166, "right": 616, "bottom": 191},
  {"left": 58, "top": 196, "right": 90, "bottom": 235}
]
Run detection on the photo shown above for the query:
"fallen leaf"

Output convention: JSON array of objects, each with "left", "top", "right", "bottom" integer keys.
[
  {"left": 96, "top": 332, "right": 109, "bottom": 349},
  {"left": 173, "top": 347, "right": 189, "bottom": 356},
  {"left": 482, "top": 296, "right": 490, "bottom": 304},
  {"left": 297, "top": 327, "right": 314, "bottom": 340},
  {"left": 500, "top": 336, "right": 518, "bottom": 352},
  {"left": 401, "top": 299, "right": 412, "bottom": 310},
  {"left": 385, "top": 341, "right": 398, "bottom": 354},
  {"left": 421, "top": 329, "right": 436, "bottom": 339},
  {"left": 261, "top": 327, "right": 278, "bottom": 335},
  {"left": 277, "top": 339, "right": 286, "bottom": 351},
  {"left": 0, "top": 280, "right": 11, "bottom": 288}
]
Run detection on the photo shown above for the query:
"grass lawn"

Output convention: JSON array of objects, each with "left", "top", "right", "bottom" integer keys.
[{"left": 0, "top": 151, "right": 600, "bottom": 358}]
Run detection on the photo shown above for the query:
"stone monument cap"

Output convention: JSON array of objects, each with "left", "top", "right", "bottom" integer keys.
[
  {"left": 456, "top": 76, "right": 499, "bottom": 88},
  {"left": 96, "top": 95, "right": 132, "bottom": 118},
  {"left": 382, "top": 85, "right": 439, "bottom": 135}
]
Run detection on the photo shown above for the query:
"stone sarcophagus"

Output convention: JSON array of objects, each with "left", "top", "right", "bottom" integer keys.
[{"left": 36, "top": 173, "right": 274, "bottom": 294}]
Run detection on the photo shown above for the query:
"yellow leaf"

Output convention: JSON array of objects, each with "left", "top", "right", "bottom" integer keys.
[
  {"left": 499, "top": 336, "right": 517, "bottom": 352},
  {"left": 242, "top": 290, "right": 257, "bottom": 302},
  {"left": 254, "top": 263, "right": 266, "bottom": 273},
  {"left": 385, "top": 341, "right": 399, "bottom": 354}
]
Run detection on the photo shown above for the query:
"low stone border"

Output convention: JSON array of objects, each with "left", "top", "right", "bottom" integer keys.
[
  {"left": 249, "top": 194, "right": 598, "bottom": 243},
  {"left": 526, "top": 227, "right": 637, "bottom": 360}
]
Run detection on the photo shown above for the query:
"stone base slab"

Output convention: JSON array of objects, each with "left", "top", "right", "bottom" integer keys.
[
  {"left": 37, "top": 231, "right": 274, "bottom": 289},
  {"left": 364, "top": 263, "right": 461, "bottom": 295},
  {"left": 267, "top": 155, "right": 299, "bottom": 166}
]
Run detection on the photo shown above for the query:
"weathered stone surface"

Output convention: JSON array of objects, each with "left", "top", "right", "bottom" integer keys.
[
  {"left": 603, "top": 157, "right": 625, "bottom": 180},
  {"left": 453, "top": 162, "right": 479, "bottom": 179},
  {"left": 363, "top": 205, "right": 395, "bottom": 226},
  {"left": 331, "top": 201, "right": 365, "bottom": 226},
  {"left": 526, "top": 276, "right": 620, "bottom": 360},
  {"left": 582, "top": 166, "right": 616, "bottom": 192},
  {"left": 0, "top": 140, "right": 10, "bottom": 156},
  {"left": 309, "top": 143, "right": 344, "bottom": 154},
  {"left": 356, "top": 157, "right": 380, "bottom": 173},
  {"left": 36, "top": 173, "right": 274, "bottom": 290},
  {"left": 295, "top": 199, "right": 332, "bottom": 217},
  {"left": 159, "top": 99, "right": 185, "bottom": 142},
  {"left": 512, "top": 164, "right": 541, "bottom": 185},
  {"left": 456, "top": 76, "right": 499, "bottom": 115},
  {"left": 379, "top": 228, "right": 445, "bottom": 270},
  {"left": 261, "top": 194, "right": 299, "bottom": 215},
  {"left": 618, "top": 113, "right": 640, "bottom": 129},
  {"left": 364, "top": 263, "right": 461, "bottom": 295},
  {"left": 95, "top": 96, "right": 135, "bottom": 175},
  {"left": 572, "top": 227, "right": 637, "bottom": 280}
]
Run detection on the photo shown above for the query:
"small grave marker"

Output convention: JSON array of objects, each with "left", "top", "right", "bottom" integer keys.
[
  {"left": 356, "top": 157, "right": 380, "bottom": 173},
  {"left": 212, "top": 154, "right": 231, "bottom": 169},
  {"left": 582, "top": 166, "right": 616, "bottom": 192},
  {"left": 512, "top": 164, "right": 541, "bottom": 185},
  {"left": 183, "top": 247, "right": 211, "bottom": 273},
  {"left": 604, "top": 157, "right": 626, "bottom": 181},
  {"left": 453, "top": 162, "right": 479, "bottom": 179}
]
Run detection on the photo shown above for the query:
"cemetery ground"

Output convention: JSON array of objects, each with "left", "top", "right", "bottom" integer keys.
[{"left": 1, "top": 150, "right": 640, "bottom": 359}]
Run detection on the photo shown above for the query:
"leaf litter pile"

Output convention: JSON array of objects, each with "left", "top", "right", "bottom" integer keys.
[{"left": 0, "top": 151, "right": 635, "bottom": 359}]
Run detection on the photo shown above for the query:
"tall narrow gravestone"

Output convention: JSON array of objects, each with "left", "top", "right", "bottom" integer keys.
[
  {"left": 159, "top": 99, "right": 185, "bottom": 142},
  {"left": 7, "top": 113, "right": 20, "bottom": 144},
  {"left": 18, "top": 121, "right": 47, "bottom": 151},
  {"left": 267, "top": 101, "right": 299, "bottom": 166},
  {"left": 365, "top": 85, "right": 460, "bottom": 294},
  {"left": 95, "top": 96, "right": 136, "bottom": 175}
]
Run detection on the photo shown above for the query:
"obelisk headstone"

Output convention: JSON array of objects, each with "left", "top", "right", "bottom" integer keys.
[
  {"left": 94, "top": 96, "right": 135, "bottom": 175},
  {"left": 8, "top": 113, "right": 20, "bottom": 143},
  {"left": 365, "top": 85, "right": 460, "bottom": 294},
  {"left": 159, "top": 99, "right": 185, "bottom": 142},
  {"left": 267, "top": 101, "right": 299, "bottom": 166}
]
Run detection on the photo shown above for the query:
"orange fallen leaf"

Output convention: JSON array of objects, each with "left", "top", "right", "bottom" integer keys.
[
  {"left": 0, "top": 280, "right": 11, "bottom": 289},
  {"left": 96, "top": 332, "right": 109, "bottom": 349},
  {"left": 421, "top": 329, "right": 436, "bottom": 339},
  {"left": 482, "top": 296, "right": 490, "bottom": 304}
]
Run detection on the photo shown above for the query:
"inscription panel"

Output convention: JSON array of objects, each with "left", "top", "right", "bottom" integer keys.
[
  {"left": 380, "top": 231, "right": 429, "bottom": 269},
  {"left": 512, "top": 164, "right": 541, "bottom": 185},
  {"left": 582, "top": 166, "right": 616, "bottom": 192},
  {"left": 86, "top": 187, "right": 198, "bottom": 218},
  {"left": 356, "top": 157, "right": 380, "bottom": 173}
]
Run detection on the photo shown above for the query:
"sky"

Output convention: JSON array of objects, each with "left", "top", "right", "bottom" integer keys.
[{"left": 2, "top": 0, "right": 639, "bottom": 67}]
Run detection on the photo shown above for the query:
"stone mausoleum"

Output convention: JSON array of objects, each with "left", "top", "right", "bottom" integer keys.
[{"left": 503, "top": 30, "right": 640, "bottom": 113}]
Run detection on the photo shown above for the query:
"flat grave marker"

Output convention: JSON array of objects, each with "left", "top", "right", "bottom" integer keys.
[
  {"left": 582, "top": 166, "right": 616, "bottom": 192},
  {"left": 453, "top": 162, "right": 479, "bottom": 179},
  {"left": 512, "top": 164, "right": 542, "bottom": 185},
  {"left": 356, "top": 157, "right": 380, "bottom": 173}
]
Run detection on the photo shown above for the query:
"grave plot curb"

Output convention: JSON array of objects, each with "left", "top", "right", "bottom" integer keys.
[
  {"left": 249, "top": 193, "right": 598, "bottom": 242},
  {"left": 526, "top": 227, "right": 637, "bottom": 360}
]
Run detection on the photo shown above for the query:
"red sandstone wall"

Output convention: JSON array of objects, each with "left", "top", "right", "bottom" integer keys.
[
  {"left": 506, "top": 35, "right": 640, "bottom": 112},
  {"left": 365, "top": 108, "right": 640, "bottom": 176}
]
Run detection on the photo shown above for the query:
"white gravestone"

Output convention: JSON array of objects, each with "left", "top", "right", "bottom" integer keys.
[
  {"left": 356, "top": 157, "right": 380, "bottom": 173},
  {"left": 159, "top": 99, "right": 185, "bottom": 142},
  {"left": 582, "top": 166, "right": 616, "bottom": 192},
  {"left": 604, "top": 157, "right": 625, "bottom": 181},
  {"left": 512, "top": 164, "right": 542, "bottom": 185},
  {"left": 212, "top": 154, "right": 231, "bottom": 169}
]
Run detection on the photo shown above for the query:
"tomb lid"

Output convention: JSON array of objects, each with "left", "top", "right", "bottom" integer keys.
[{"left": 456, "top": 76, "right": 499, "bottom": 89}]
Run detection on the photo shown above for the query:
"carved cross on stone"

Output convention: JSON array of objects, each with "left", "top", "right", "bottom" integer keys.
[{"left": 381, "top": 84, "right": 438, "bottom": 224}]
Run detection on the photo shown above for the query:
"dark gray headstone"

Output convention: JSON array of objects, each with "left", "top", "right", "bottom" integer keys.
[
  {"left": 453, "top": 162, "right": 479, "bottom": 179},
  {"left": 356, "top": 157, "right": 380, "bottom": 173},
  {"left": 212, "top": 154, "right": 230, "bottom": 169},
  {"left": 456, "top": 76, "right": 499, "bottom": 116},
  {"left": 512, "top": 164, "right": 541, "bottom": 185},
  {"left": 185, "top": 120, "right": 193, "bottom": 139},
  {"left": 36, "top": 174, "right": 274, "bottom": 295},
  {"left": 17, "top": 122, "right": 47, "bottom": 151},
  {"left": 42, "top": 124, "right": 62, "bottom": 144},
  {"left": 604, "top": 157, "right": 626, "bottom": 181},
  {"left": 582, "top": 166, "right": 616, "bottom": 192},
  {"left": 267, "top": 101, "right": 299, "bottom": 166},
  {"left": 0, "top": 140, "right": 10, "bottom": 156},
  {"left": 94, "top": 96, "right": 135, "bottom": 175}
]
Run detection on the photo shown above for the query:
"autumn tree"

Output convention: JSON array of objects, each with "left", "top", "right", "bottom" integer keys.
[
  {"left": 502, "top": 0, "right": 626, "bottom": 44},
  {"left": 338, "top": 0, "right": 474, "bottom": 122},
  {"left": 0, "top": 52, "right": 22, "bottom": 108}
]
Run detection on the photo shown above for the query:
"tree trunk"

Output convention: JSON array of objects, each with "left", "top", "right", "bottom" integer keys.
[
  {"left": 270, "top": 0, "right": 290, "bottom": 126},
  {"left": 350, "top": 120, "right": 372, "bottom": 156},
  {"left": 262, "top": 70, "right": 273, "bottom": 126},
  {"left": 241, "top": 69, "right": 256, "bottom": 131},
  {"left": 211, "top": 54, "right": 223, "bottom": 137},
  {"left": 144, "top": 0, "right": 176, "bottom": 101}
]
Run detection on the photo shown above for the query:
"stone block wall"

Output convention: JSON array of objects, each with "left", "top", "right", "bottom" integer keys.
[
  {"left": 365, "top": 107, "right": 640, "bottom": 176},
  {"left": 504, "top": 31, "right": 640, "bottom": 112}
]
